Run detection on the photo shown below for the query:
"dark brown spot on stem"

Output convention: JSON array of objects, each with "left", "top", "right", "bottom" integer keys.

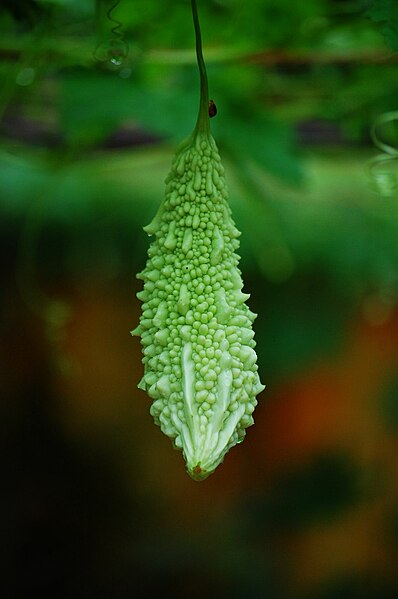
[{"left": 209, "top": 99, "right": 217, "bottom": 118}]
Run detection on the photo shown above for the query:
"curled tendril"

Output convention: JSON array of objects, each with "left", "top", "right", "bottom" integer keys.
[
  {"left": 94, "top": 0, "right": 129, "bottom": 67},
  {"left": 107, "top": 0, "right": 122, "bottom": 36},
  {"left": 367, "top": 111, "right": 398, "bottom": 197}
]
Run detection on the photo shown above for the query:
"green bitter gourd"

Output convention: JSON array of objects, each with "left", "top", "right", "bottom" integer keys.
[{"left": 132, "top": 0, "right": 264, "bottom": 480}]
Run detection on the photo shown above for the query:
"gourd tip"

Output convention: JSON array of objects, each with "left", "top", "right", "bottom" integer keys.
[{"left": 188, "top": 463, "right": 212, "bottom": 481}]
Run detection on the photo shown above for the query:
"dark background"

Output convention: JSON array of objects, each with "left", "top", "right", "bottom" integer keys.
[{"left": 1, "top": 0, "right": 398, "bottom": 597}]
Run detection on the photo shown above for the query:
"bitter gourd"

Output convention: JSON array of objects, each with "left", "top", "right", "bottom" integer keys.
[{"left": 132, "top": 0, "right": 264, "bottom": 480}]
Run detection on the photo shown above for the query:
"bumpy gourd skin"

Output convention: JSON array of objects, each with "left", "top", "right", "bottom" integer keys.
[{"left": 133, "top": 129, "right": 264, "bottom": 480}]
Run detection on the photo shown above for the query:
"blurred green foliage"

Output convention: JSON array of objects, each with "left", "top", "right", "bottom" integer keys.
[
  {"left": 2, "top": 3, "right": 398, "bottom": 599},
  {"left": 1, "top": 0, "right": 398, "bottom": 386}
]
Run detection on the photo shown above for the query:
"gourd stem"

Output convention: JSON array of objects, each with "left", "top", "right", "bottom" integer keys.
[{"left": 191, "top": 0, "right": 210, "bottom": 136}]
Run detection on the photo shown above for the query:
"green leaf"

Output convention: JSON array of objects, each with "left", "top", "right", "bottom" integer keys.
[
  {"left": 60, "top": 68, "right": 202, "bottom": 146},
  {"left": 221, "top": 114, "right": 303, "bottom": 185},
  {"left": 366, "top": 0, "right": 398, "bottom": 51}
]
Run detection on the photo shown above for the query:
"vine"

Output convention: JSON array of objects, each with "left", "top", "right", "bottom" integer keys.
[
  {"left": 368, "top": 112, "right": 398, "bottom": 197},
  {"left": 94, "top": 0, "right": 129, "bottom": 68}
]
